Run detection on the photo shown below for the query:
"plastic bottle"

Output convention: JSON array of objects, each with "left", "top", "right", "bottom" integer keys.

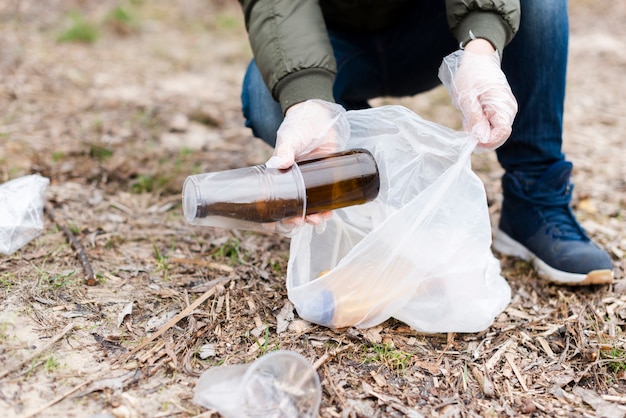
[{"left": 182, "top": 149, "right": 380, "bottom": 232}]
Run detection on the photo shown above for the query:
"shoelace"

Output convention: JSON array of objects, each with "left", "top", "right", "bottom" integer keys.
[{"left": 542, "top": 204, "right": 588, "bottom": 241}]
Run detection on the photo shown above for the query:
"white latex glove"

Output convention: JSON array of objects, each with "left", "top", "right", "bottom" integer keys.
[
  {"left": 438, "top": 45, "right": 518, "bottom": 152},
  {"left": 266, "top": 99, "right": 349, "bottom": 233},
  {"left": 266, "top": 99, "right": 350, "bottom": 169}
]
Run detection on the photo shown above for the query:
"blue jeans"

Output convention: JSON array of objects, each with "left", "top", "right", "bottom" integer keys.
[{"left": 241, "top": 0, "right": 568, "bottom": 179}]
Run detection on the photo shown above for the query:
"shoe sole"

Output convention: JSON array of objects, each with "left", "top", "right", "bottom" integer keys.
[{"left": 492, "top": 228, "right": 614, "bottom": 286}]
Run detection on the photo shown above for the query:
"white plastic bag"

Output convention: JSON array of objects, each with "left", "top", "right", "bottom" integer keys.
[
  {"left": 0, "top": 174, "right": 50, "bottom": 255},
  {"left": 287, "top": 105, "right": 511, "bottom": 333}
]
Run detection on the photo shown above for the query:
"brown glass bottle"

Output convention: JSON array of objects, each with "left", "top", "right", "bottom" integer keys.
[
  {"left": 184, "top": 149, "right": 380, "bottom": 228},
  {"left": 298, "top": 149, "right": 380, "bottom": 214}
]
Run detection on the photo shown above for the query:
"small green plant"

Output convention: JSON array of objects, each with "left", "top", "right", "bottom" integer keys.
[
  {"left": 601, "top": 347, "right": 626, "bottom": 374},
  {"left": 130, "top": 173, "right": 171, "bottom": 194},
  {"left": 255, "top": 325, "right": 279, "bottom": 355},
  {"left": 179, "top": 147, "right": 194, "bottom": 157},
  {"left": 26, "top": 358, "right": 39, "bottom": 378},
  {"left": 108, "top": 6, "right": 133, "bottom": 25},
  {"left": 213, "top": 238, "right": 244, "bottom": 265},
  {"left": 131, "top": 174, "right": 155, "bottom": 193},
  {"left": 364, "top": 343, "right": 412, "bottom": 373},
  {"left": 0, "top": 272, "right": 15, "bottom": 289},
  {"left": 0, "top": 322, "right": 10, "bottom": 341},
  {"left": 45, "top": 355, "right": 60, "bottom": 372},
  {"left": 34, "top": 256, "right": 75, "bottom": 289},
  {"left": 49, "top": 271, "right": 76, "bottom": 288},
  {"left": 94, "top": 272, "right": 107, "bottom": 285},
  {"left": 153, "top": 244, "right": 165, "bottom": 264},
  {"left": 34, "top": 257, "right": 50, "bottom": 288},
  {"left": 57, "top": 11, "right": 99, "bottom": 44},
  {"left": 105, "top": 5, "right": 140, "bottom": 34},
  {"left": 89, "top": 144, "right": 113, "bottom": 161},
  {"left": 270, "top": 259, "right": 284, "bottom": 275},
  {"left": 153, "top": 244, "right": 170, "bottom": 279},
  {"left": 69, "top": 223, "right": 82, "bottom": 235},
  {"left": 52, "top": 151, "right": 65, "bottom": 162}
]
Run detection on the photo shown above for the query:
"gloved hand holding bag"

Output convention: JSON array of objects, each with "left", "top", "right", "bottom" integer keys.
[{"left": 438, "top": 48, "right": 518, "bottom": 152}]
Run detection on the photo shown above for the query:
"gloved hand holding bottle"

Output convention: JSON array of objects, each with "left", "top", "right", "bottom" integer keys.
[
  {"left": 267, "top": 99, "right": 350, "bottom": 230},
  {"left": 267, "top": 99, "right": 350, "bottom": 168},
  {"left": 438, "top": 39, "right": 518, "bottom": 152}
]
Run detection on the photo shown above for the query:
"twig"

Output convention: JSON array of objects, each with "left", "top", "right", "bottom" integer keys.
[
  {"left": 505, "top": 352, "right": 528, "bottom": 392},
  {"left": 0, "top": 322, "right": 75, "bottom": 380},
  {"left": 169, "top": 257, "right": 234, "bottom": 273},
  {"left": 189, "top": 410, "right": 220, "bottom": 418},
  {"left": 486, "top": 339, "right": 515, "bottom": 370},
  {"left": 22, "top": 367, "right": 140, "bottom": 417},
  {"left": 45, "top": 203, "right": 96, "bottom": 285},
  {"left": 603, "top": 395, "right": 626, "bottom": 403},
  {"left": 21, "top": 379, "right": 92, "bottom": 418},
  {"left": 362, "top": 382, "right": 419, "bottom": 417},
  {"left": 323, "top": 363, "right": 348, "bottom": 410},
  {"left": 435, "top": 332, "right": 456, "bottom": 363},
  {"left": 116, "top": 280, "right": 226, "bottom": 364},
  {"left": 313, "top": 345, "right": 351, "bottom": 370}
]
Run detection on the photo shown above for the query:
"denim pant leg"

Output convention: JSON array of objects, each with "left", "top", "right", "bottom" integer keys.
[
  {"left": 498, "top": 0, "right": 569, "bottom": 178},
  {"left": 241, "top": 60, "right": 284, "bottom": 147}
]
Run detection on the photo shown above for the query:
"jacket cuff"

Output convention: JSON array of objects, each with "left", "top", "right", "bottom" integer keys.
[
  {"left": 454, "top": 11, "right": 509, "bottom": 55},
  {"left": 275, "top": 69, "right": 335, "bottom": 114}
]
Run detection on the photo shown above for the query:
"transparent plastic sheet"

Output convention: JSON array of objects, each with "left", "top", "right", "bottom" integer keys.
[
  {"left": 193, "top": 350, "right": 321, "bottom": 418},
  {"left": 0, "top": 174, "right": 50, "bottom": 255},
  {"left": 287, "top": 105, "right": 511, "bottom": 333}
]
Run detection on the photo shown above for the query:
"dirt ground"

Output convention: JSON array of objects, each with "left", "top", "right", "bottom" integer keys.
[{"left": 1, "top": 1, "right": 625, "bottom": 417}]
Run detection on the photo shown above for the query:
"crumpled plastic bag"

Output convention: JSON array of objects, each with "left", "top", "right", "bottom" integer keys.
[
  {"left": 0, "top": 174, "right": 50, "bottom": 255},
  {"left": 286, "top": 105, "right": 511, "bottom": 333}
]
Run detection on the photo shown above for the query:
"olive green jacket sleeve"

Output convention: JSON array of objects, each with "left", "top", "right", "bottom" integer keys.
[
  {"left": 445, "top": 0, "right": 520, "bottom": 54},
  {"left": 239, "top": 0, "right": 520, "bottom": 114},
  {"left": 240, "top": 0, "right": 336, "bottom": 113}
]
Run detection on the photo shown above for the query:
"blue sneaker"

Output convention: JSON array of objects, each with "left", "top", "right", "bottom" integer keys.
[{"left": 493, "top": 161, "right": 614, "bottom": 285}]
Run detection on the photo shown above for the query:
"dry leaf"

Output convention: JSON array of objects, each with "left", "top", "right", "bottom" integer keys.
[
  {"left": 145, "top": 310, "right": 178, "bottom": 333},
  {"left": 276, "top": 300, "right": 294, "bottom": 334},
  {"left": 117, "top": 301, "right": 134, "bottom": 329},
  {"left": 573, "top": 387, "right": 626, "bottom": 418}
]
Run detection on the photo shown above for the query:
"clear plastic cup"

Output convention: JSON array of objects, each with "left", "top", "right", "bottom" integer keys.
[
  {"left": 182, "top": 149, "right": 380, "bottom": 234},
  {"left": 193, "top": 350, "right": 321, "bottom": 418},
  {"left": 183, "top": 163, "right": 306, "bottom": 232}
]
